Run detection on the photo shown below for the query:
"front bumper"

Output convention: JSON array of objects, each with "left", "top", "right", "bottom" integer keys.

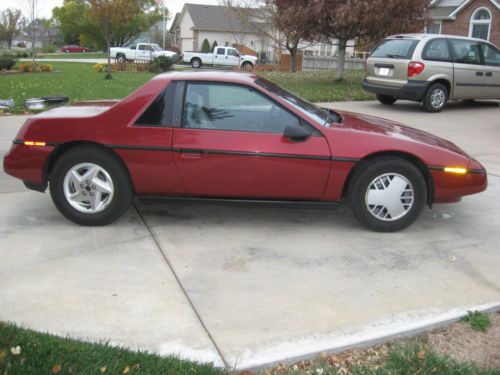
[{"left": 362, "top": 79, "right": 429, "bottom": 101}]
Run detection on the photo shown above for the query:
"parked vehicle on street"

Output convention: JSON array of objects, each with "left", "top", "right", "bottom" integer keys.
[
  {"left": 363, "top": 34, "right": 500, "bottom": 112},
  {"left": 61, "top": 45, "right": 90, "bottom": 53},
  {"left": 3, "top": 72, "right": 487, "bottom": 231},
  {"left": 182, "top": 46, "right": 257, "bottom": 69},
  {"left": 110, "top": 43, "right": 180, "bottom": 63}
]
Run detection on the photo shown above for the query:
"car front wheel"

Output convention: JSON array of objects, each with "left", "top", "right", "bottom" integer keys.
[
  {"left": 348, "top": 157, "right": 427, "bottom": 232},
  {"left": 50, "top": 146, "right": 133, "bottom": 226}
]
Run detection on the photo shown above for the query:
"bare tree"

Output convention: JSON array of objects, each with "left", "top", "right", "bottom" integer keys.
[
  {"left": 17, "top": 0, "right": 43, "bottom": 61},
  {"left": 224, "top": 0, "right": 315, "bottom": 72},
  {"left": 0, "top": 8, "right": 24, "bottom": 49},
  {"left": 311, "top": 0, "right": 430, "bottom": 79}
]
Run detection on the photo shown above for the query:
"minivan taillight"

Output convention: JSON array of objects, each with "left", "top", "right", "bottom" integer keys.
[{"left": 408, "top": 61, "right": 425, "bottom": 77}]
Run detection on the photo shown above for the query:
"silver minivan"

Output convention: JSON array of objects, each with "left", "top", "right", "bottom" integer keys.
[{"left": 363, "top": 34, "right": 500, "bottom": 112}]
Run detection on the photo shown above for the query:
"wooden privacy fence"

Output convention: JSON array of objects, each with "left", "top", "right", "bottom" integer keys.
[{"left": 115, "top": 60, "right": 150, "bottom": 72}]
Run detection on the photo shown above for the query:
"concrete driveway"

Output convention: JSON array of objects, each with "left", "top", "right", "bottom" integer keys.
[{"left": 1, "top": 100, "right": 499, "bottom": 369}]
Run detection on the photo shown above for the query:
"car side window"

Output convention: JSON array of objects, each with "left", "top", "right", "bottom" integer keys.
[
  {"left": 135, "top": 83, "right": 176, "bottom": 127},
  {"left": 138, "top": 45, "right": 145, "bottom": 51},
  {"left": 182, "top": 83, "right": 305, "bottom": 134},
  {"left": 450, "top": 39, "right": 482, "bottom": 64},
  {"left": 422, "top": 39, "right": 451, "bottom": 61},
  {"left": 227, "top": 49, "right": 239, "bottom": 57},
  {"left": 482, "top": 43, "right": 500, "bottom": 66},
  {"left": 216, "top": 47, "right": 225, "bottom": 55}
]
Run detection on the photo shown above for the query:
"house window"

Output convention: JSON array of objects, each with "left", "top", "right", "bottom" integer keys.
[
  {"left": 469, "top": 7, "right": 492, "bottom": 41},
  {"left": 426, "top": 22, "right": 441, "bottom": 34}
]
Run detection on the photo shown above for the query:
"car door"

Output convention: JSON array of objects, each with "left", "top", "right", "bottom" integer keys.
[
  {"left": 213, "top": 47, "right": 226, "bottom": 66},
  {"left": 172, "top": 82, "right": 331, "bottom": 200},
  {"left": 480, "top": 42, "right": 500, "bottom": 98},
  {"left": 225, "top": 48, "right": 241, "bottom": 66},
  {"left": 449, "top": 39, "right": 484, "bottom": 99}
]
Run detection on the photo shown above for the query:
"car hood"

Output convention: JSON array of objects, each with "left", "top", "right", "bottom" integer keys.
[
  {"left": 242, "top": 54, "right": 258, "bottom": 61},
  {"left": 333, "top": 111, "right": 468, "bottom": 157}
]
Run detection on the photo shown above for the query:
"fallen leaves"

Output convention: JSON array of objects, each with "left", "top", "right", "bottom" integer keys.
[
  {"left": 100, "top": 366, "right": 107, "bottom": 373},
  {"left": 10, "top": 346, "right": 21, "bottom": 355},
  {"left": 52, "top": 364, "right": 62, "bottom": 374},
  {"left": 417, "top": 349, "right": 426, "bottom": 360}
]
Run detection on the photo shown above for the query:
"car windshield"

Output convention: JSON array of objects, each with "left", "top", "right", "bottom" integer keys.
[
  {"left": 370, "top": 39, "right": 418, "bottom": 59},
  {"left": 255, "top": 77, "right": 340, "bottom": 125},
  {"left": 151, "top": 44, "right": 163, "bottom": 51}
]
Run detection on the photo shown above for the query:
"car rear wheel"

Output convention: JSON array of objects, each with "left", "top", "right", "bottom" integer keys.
[
  {"left": 241, "top": 61, "right": 253, "bottom": 71},
  {"left": 423, "top": 83, "right": 448, "bottom": 112},
  {"left": 191, "top": 58, "right": 202, "bottom": 68},
  {"left": 348, "top": 157, "right": 426, "bottom": 232},
  {"left": 376, "top": 94, "right": 397, "bottom": 105},
  {"left": 50, "top": 146, "right": 133, "bottom": 226}
]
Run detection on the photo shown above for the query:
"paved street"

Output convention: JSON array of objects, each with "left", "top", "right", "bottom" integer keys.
[{"left": 0, "top": 100, "right": 499, "bottom": 369}]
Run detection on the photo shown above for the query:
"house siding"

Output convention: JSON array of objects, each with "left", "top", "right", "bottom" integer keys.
[{"left": 440, "top": 0, "right": 500, "bottom": 46}]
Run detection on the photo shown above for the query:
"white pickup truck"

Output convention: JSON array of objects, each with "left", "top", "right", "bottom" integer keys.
[
  {"left": 182, "top": 46, "right": 257, "bottom": 69},
  {"left": 110, "top": 43, "right": 179, "bottom": 63}
]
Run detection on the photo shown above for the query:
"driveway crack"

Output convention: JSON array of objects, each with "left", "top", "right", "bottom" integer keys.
[{"left": 132, "top": 202, "right": 228, "bottom": 368}]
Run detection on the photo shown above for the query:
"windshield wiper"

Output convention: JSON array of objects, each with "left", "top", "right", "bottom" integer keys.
[{"left": 322, "top": 108, "right": 341, "bottom": 125}]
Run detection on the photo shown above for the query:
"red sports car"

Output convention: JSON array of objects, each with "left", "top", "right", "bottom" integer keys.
[
  {"left": 3, "top": 72, "right": 487, "bottom": 231},
  {"left": 60, "top": 45, "right": 90, "bottom": 53}
]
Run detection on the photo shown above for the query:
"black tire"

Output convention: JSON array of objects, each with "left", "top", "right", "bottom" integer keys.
[
  {"left": 49, "top": 145, "right": 133, "bottom": 226},
  {"left": 423, "top": 83, "right": 448, "bottom": 112},
  {"left": 116, "top": 54, "right": 126, "bottom": 64},
  {"left": 376, "top": 94, "right": 397, "bottom": 105},
  {"left": 241, "top": 61, "right": 253, "bottom": 71},
  {"left": 348, "top": 157, "right": 427, "bottom": 232},
  {"left": 191, "top": 58, "right": 202, "bottom": 68}
]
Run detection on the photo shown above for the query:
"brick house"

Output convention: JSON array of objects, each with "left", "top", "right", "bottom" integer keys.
[{"left": 429, "top": 0, "right": 500, "bottom": 46}]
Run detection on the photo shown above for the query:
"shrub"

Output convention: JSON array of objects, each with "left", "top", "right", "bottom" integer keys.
[
  {"left": 201, "top": 38, "right": 211, "bottom": 53},
  {"left": 93, "top": 63, "right": 116, "bottom": 72},
  {"left": 0, "top": 55, "right": 17, "bottom": 71},
  {"left": 212, "top": 40, "right": 218, "bottom": 52},
  {"left": 18, "top": 62, "right": 53, "bottom": 73},
  {"left": 16, "top": 52, "right": 29, "bottom": 58},
  {"left": 148, "top": 56, "right": 173, "bottom": 73}
]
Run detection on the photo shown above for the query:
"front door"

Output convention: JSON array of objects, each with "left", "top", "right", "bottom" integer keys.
[{"left": 172, "top": 82, "right": 331, "bottom": 200}]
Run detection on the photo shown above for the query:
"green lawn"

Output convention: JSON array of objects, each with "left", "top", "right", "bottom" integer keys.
[
  {"left": 0, "top": 322, "right": 226, "bottom": 375},
  {"left": 39, "top": 52, "right": 107, "bottom": 59},
  {"left": 0, "top": 62, "right": 372, "bottom": 113}
]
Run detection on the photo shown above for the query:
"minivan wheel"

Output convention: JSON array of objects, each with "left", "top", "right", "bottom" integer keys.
[
  {"left": 423, "top": 83, "right": 448, "bottom": 112},
  {"left": 348, "top": 157, "right": 427, "bottom": 232},
  {"left": 50, "top": 145, "right": 133, "bottom": 226},
  {"left": 376, "top": 94, "right": 397, "bottom": 105}
]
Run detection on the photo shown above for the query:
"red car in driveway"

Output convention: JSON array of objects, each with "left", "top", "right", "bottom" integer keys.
[
  {"left": 3, "top": 72, "right": 487, "bottom": 231},
  {"left": 60, "top": 45, "right": 90, "bottom": 53}
]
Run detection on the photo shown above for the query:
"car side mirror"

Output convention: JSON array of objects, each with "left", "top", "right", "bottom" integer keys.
[{"left": 283, "top": 124, "right": 311, "bottom": 142}]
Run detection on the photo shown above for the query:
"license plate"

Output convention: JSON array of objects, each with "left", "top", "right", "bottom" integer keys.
[{"left": 378, "top": 67, "right": 390, "bottom": 76}]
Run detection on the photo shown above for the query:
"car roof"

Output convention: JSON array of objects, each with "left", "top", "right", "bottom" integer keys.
[
  {"left": 152, "top": 71, "right": 260, "bottom": 84},
  {"left": 384, "top": 33, "right": 488, "bottom": 43}
]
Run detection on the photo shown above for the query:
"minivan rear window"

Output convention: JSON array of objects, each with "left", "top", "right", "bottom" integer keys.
[{"left": 371, "top": 39, "right": 418, "bottom": 59}]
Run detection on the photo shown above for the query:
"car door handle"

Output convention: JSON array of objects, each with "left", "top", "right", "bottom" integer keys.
[
  {"left": 476, "top": 71, "right": 484, "bottom": 76},
  {"left": 485, "top": 72, "right": 493, "bottom": 77}
]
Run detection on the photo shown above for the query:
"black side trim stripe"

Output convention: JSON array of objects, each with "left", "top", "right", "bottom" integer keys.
[
  {"left": 456, "top": 83, "right": 500, "bottom": 88},
  {"left": 14, "top": 139, "right": 360, "bottom": 163}
]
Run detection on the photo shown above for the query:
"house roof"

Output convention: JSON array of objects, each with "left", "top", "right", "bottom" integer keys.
[
  {"left": 430, "top": 0, "right": 500, "bottom": 20},
  {"left": 170, "top": 3, "right": 266, "bottom": 34}
]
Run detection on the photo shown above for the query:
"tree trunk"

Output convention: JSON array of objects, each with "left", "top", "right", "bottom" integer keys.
[
  {"left": 31, "top": 25, "right": 35, "bottom": 62},
  {"left": 290, "top": 49, "right": 297, "bottom": 72},
  {"left": 8, "top": 40, "right": 12, "bottom": 49},
  {"left": 106, "top": 38, "right": 112, "bottom": 75},
  {"left": 336, "top": 38, "right": 347, "bottom": 80}
]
